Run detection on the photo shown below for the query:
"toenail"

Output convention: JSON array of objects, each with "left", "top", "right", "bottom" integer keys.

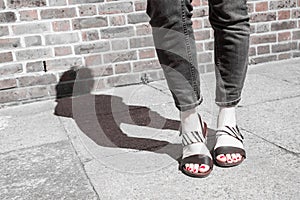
[
  {"left": 200, "top": 165, "right": 206, "bottom": 169},
  {"left": 193, "top": 169, "right": 198, "bottom": 173},
  {"left": 220, "top": 155, "right": 225, "bottom": 159}
]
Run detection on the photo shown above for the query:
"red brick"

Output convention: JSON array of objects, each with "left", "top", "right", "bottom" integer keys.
[
  {"left": 77, "top": 65, "right": 113, "bottom": 78},
  {"left": 197, "top": 52, "right": 212, "bottom": 63},
  {"left": 192, "top": 19, "right": 202, "bottom": 29},
  {"left": 18, "top": 73, "right": 57, "bottom": 87},
  {"left": 73, "top": 17, "right": 108, "bottom": 30},
  {"left": 40, "top": 8, "right": 77, "bottom": 19},
  {"left": 136, "top": 24, "right": 152, "bottom": 36},
  {"left": 52, "top": 20, "right": 71, "bottom": 32},
  {"left": 98, "top": 2, "right": 133, "bottom": 14},
  {"left": 278, "top": 53, "right": 292, "bottom": 60},
  {"left": 132, "top": 59, "right": 160, "bottom": 72},
  {"left": 111, "top": 39, "right": 128, "bottom": 50},
  {"left": 249, "top": 47, "right": 256, "bottom": 56},
  {"left": 194, "top": 30, "right": 210, "bottom": 41},
  {"left": 192, "top": 0, "right": 201, "bottom": 7},
  {"left": 0, "top": 26, "right": 9, "bottom": 37},
  {"left": 55, "top": 46, "right": 73, "bottom": 56},
  {"left": 19, "top": 10, "right": 38, "bottom": 21},
  {"left": 7, "top": 0, "right": 46, "bottom": 9},
  {"left": 0, "top": 52, "right": 13, "bottom": 63},
  {"left": 271, "top": 21, "right": 297, "bottom": 31},
  {"left": 250, "top": 13, "right": 276, "bottom": 23},
  {"left": 292, "top": 30, "right": 300, "bottom": 39},
  {"left": 103, "top": 50, "right": 137, "bottom": 64},
  {"left": 46, "top": 57, "right": 83, "bottom": 71},
  {"left": 272, "top": 42, "right": 297, "bottom": 53},
  {"left": 0, "top": 12, "right": 16, "bottom": 23},
  {"left": 101, "top": 26, "right": 134, "bottom": 39},
  {"left": 27, "top": 86, "right": 49, "bottom": 99},
  {"left": 278, "top": 10, "right": 291, "bottom": 20},
  {"left": 0, "top": 88, "right": 27, "bottom": 103},
  {"left": 0, "top": 38, "right": 21, "bottom": 49},
  {"left": 250, "top": 34, "right": 277, "bottom": 45},
  {"left": 252, "top": 55, "right": 277, "bottom": 64},
  {"left": 109, "top": 15, "right": 126, "bottom": 26},
  {"left": 84, "top": 54, "right": 102, "bottom": 67},
  {"left": 139, "top": 48, "right": 156, "bottom": 59},
  {"left": 130, "top": 36, "right": 154, "bottom": 48},
  {"left": 82, "top": 30, "right": 99, "bottom": 41},
  {"left": 0, "top": 63, "right": 23, "bottom": 76},
  {"left": 0, "top": 78, "right": 17, "bottom": 90},
  {"left": 115, "top": 63, "right": 131, "bottom": 74},
  {"left": 278, "top": 32, "right": 291, "bottom": 42},
  {"left": 79, "top": 5, "right": 97, "bottom": 16},
  {"left": 26, "top": 61, "right": 44, "bottom": 72},
  {"left": 255, "top": 2, "right": 268, "bottom": 12},
  {"left": 135, "top": 1, "right": 146, "bottom": 11},
  {"left": 257, "top": 45, "right": 270, "bottom": 55}
]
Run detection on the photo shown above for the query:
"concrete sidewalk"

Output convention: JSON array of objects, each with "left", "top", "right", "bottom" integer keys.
[{"left": 0, "top": 58, "right": 299, "bottom": 200}]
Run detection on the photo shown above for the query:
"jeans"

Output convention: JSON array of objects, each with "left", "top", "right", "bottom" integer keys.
[{"left": 146, "top": 0, "right": 250, "bottom": 111}]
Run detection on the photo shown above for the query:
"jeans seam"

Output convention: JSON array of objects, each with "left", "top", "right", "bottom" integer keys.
[{"left": 180, "top": 0, "right": 198, "bottom": 100}]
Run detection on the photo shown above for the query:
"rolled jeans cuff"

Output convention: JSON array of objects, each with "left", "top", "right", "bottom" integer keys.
[
  {"left": 215, "top": 97, "right": 241, "bottom": 107},
  {"left": 176, "top": 95, "right": 203, "bottom": 111}
]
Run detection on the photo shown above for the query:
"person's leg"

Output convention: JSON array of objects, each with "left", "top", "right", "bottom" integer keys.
[
  {"left": 208, "top": 0, "right": 250, "bottom": 166},
  {"left": 146, "top": 0, "right": 212, "bottom": 176}
]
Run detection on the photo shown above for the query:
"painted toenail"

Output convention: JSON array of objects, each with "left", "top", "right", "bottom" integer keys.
[
  {"left": 220, "top": 155, "right": 225, "bottom": 158},
  {"left": 200, "top": 166, "right": 206, "bottom": 169}
]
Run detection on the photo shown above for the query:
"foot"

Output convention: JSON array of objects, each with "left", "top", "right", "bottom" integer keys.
[
  {"left": 215, "top": 106, "right": 244, "bottom": 166},
  {"left": 214, "top": 126, "right": 246, "bottom": 167},
  {"left": 180, "top": 110, "right": 212, "bottom": 177}
]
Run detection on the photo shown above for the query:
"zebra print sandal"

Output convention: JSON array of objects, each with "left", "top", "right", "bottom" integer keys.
[
  {"left": 214, "top": 126, "right": 246, "bottom": 167},
  {"left": 179, "top": 115, "right": 213, "bottom": 178}
]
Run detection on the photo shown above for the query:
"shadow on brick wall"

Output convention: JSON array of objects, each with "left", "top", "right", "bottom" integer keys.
[{"left": 54, "top": 68, "right": 185, "bottom": 162}]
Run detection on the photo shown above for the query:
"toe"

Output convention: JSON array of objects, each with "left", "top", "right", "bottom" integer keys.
[
  {"left": 231, "top": 154, "right": 238, "bottom": 163},
  {"left": 185, "top": 163, "right": 191, "bottom": 171},
  {"left": 199, "top": 164, "right": 210, "bottom": 173},
  {"left": 226, "top": 154, "right": 233, "bottom": 163},
  {"left": 236, "top": 153, "right": 242, "bottom": 161},
  {"left": 193, "top": 164, "right": 199, "bottom": 173},
  {"left": 216, "top": 154, "right": 227, "bottom": 163}
]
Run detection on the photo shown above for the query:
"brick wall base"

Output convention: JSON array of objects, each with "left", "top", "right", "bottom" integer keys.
[{"left": 0, "top": 0, "right": 299, "bottom": 106}]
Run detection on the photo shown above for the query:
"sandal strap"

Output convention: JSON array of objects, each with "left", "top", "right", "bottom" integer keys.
[
  {"left": 182, "top": 131, "right": 205, "bottom": 146},
  {"left": 180, "top": 114, "right": 207, "bottom": 146},
  {"left": 216, "top": 125, "right": 244, "bottom": 144}
]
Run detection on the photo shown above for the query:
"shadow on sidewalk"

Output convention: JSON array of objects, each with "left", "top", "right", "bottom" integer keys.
[{"left": 54, "top": 68, "right": 215, "bottom": 163}]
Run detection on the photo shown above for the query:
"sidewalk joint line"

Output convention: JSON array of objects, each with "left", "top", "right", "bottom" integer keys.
[
  {"left": 239, "top": 94, "right": 300, "bottom": 108},
  {"left": 57, "top": 117, "right": 101, "bottom": 200},
  {"left": 241, "top": 128, "right": 300, "bottom": 157}
]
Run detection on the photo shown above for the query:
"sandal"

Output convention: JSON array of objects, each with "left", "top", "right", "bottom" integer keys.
[
  {"left": 179, "top": 115, "right": 213, "bottom": 178},
  {"left": 214, "top": 126, "right": 246, "bottom": 167}
]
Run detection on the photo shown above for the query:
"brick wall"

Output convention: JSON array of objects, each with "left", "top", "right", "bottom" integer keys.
[{"left": 0, "top": 0, "right": 299, "bottom": 105}]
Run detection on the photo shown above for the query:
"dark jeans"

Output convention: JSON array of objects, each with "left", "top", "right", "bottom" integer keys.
[{"left": 146, "top": 0, "right": 250, "bottom": 111}]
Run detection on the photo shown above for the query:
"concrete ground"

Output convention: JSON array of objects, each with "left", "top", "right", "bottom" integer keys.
[{"left": 0, "top": 58, "right": 299, "bottom": 200}]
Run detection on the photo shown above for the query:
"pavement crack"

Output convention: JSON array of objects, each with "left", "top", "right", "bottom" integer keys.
[
  {"left": 57, "top": 117, "right": 101, "bottom": 200},
  {"left": 239, "top": 93, "right": 300, "bottom": 108},
  {"left": 144, "top": 82, "right": 172, "bottom": 97},
  {"left": 241, "top": 128, "right": 300, "bottom": 157}
]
